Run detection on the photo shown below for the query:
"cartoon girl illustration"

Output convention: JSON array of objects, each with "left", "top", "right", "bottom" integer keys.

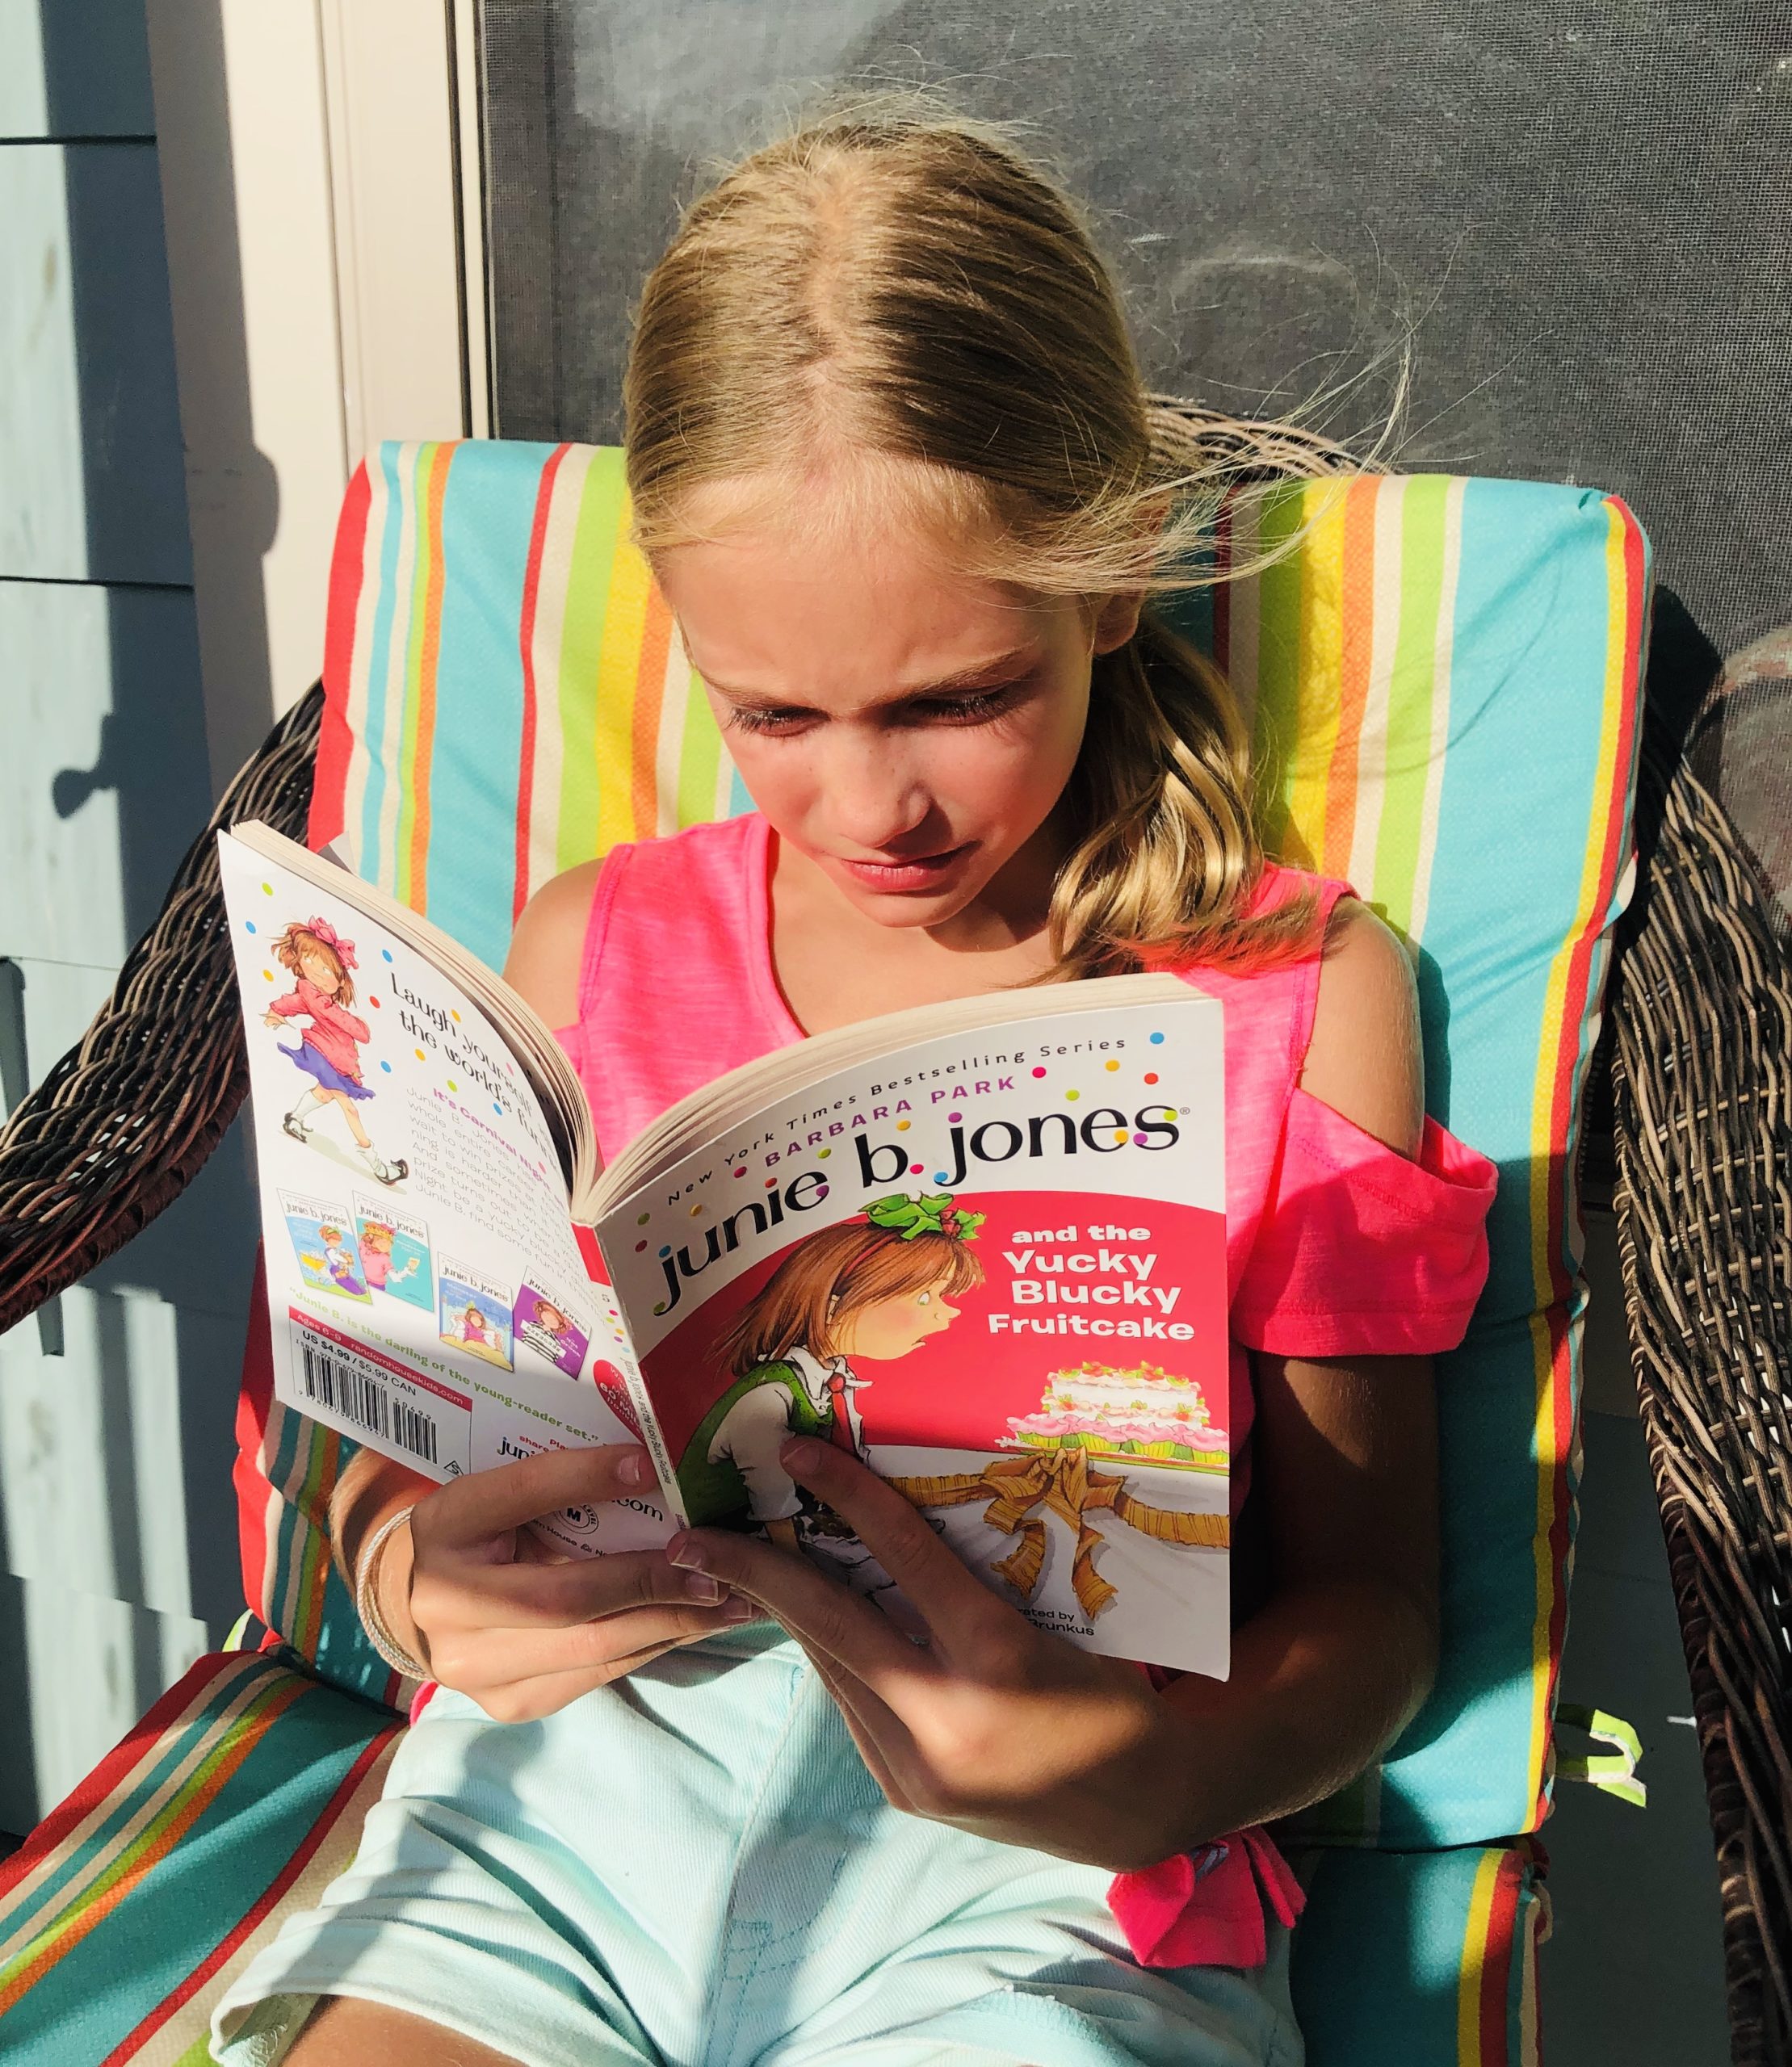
[
  {"left": 262, "top": 917, "right": 408, "bottom": 1185},
  {"left": 357, "top": 1220, "right": 418, "bottom": 1294},
  {"left": 460, "top": 1303, "right": 492, "bottom": 1348},
  {"left": 517, "top": 1299, "right": 574, "bottom": 1365},
  {"left": 677, "top": 1193, "right": 984, "bottom": 1553},
  {"left": 317, "top": 1223, "right": 366, "bottom": 1298}
]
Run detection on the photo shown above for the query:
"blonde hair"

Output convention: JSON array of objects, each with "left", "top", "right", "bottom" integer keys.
[{"left": 623, "top": 90, "right": 1393, "bottom": 979}]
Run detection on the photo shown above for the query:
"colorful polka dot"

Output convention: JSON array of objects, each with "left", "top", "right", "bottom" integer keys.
[
  {"left": 948, "top": 1111, "right": 962, "bottom": 1122},
  {"left": 261, "top": 883, "right": 272, "bottom": 895},
  {"left": 1031, "top": 1066, "right": 1047, "bottom": 1078},
  {"left": 447, "top": 1080, "right": 458, "bottom": 1092},
  {"left": 1149, "top": 1031, "right": 1165, "bottom": 1044},
  {"left": 897, "top": 1121, "right": 910, "bottom": 1131},
  {"left": 653, "top": 1302, "right": 669, "bottom": 1315},
  {"left": 1133, "top": 1132, "right": 1152, "bottom": 1147},
  {"left": 262, "top": 970, "right": 273, "bottom": 981},
  {"left": 817, "top": 1148, "right": 830, "bottom": 1159},
  {"left": 764, "top": 1176, "right": 778, "bottom": 1189},
  {"left": 382, "top": 949, "right": 393, "bottom": 962},
  {"left": 658, "top": 1246, "right": 671, "bottom": 1258},
  {"left": 368, "top": 994, "right": 380, "bottom": 1008},
  {"left": 451, "top": 1009, "right": 460, "bottom": 1022},
  {"left": 1065, "top": 1089, "right": 1080, "bottom": 1102},
  {"left": 637, "top": 1212, "right": 650, "bottom": 1225},
  {"left": 243, "top": 920, "right": 256, "bottom": 934},
  {"left": 380, "top": 1060, "right": 392, "bottom": 1074},
  {"left": 909, "top": 1163, "right": 924, "bottom": 1175},
  {"left": 732, "top": 1166, "right": 747, "bottom": 1178},
  {"left": 493, "top": 1102, "right": 503, "bottom": 1116},
  {"left": 635, "top": 1240, "right": 647, "bottom": 1252},
  {"left": 689, "top": 1203, "right": 703, "bottom": 1217},
  {"left": 1112, "top": 1130, "right": 1127, "bottom": 1144},
  {"left": 414, "top": 1048, "right": 426, "bottom": 1061},
  {"left": 1105, "top": 1059, "right": 1119, "bottom": 1071},
  {"left": 934, "top": 1171, "right": 951, "bottom": 1183},
  {"left": 1144, "top": 1072, "right": 1159, "bottom": 1085}
]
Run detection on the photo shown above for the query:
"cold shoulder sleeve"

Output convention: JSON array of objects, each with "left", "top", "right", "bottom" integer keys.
[{"left": 1232, "top": 1085, "right": 1498, "bottom": 1359}]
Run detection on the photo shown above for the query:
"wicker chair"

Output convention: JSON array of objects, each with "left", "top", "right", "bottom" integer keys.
[
  {"left": 1607, "top": 690, "right": 1792, "bottom": 2066},
  {"left": 2, "top": 637, "right": 1788, "bottom": 2065}
]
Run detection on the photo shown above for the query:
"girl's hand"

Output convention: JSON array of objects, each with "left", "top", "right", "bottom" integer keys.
[
  {"left": 384, "top": 1444, "right": 754, "bottom": 1723},
  {"left": 668, "top": 1439, "right": 1193, "bottom": 1873},
  {"left": 262, "top": 1011, "right": 284, "bottom": 1029}
]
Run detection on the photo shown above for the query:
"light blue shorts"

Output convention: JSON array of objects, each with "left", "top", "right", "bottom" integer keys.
[{"left": 211, "top": 1625, "right": 1302, "bottom": 2067}]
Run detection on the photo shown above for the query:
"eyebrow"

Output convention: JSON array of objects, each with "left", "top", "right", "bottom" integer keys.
[{"left": 702, "top": 646, "right": 1043, "bottom": 706}]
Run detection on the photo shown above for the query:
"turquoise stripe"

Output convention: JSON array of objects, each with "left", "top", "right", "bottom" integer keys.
[
  {"left": 1373, "top": 477, "right": 1626, "bottom": 1844},
  {"left": 421, "top": 444, "right": 540, "bottom": 969},
  {"left": 0, "top": 1667, "right": 391, "bottom": 2061},
  {"left": 0, "top": 1654, "right": 273, "bottom": 1945},
  {"left": 355, "top": 444, "right": 408, "bottom": 880}
]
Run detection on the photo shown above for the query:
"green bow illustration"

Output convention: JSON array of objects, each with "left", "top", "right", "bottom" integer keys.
[{"left": 865, "top": 1192, "right": 985, "bottom": 1242}]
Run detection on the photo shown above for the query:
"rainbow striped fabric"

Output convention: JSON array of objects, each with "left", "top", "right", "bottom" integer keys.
[
  {"left": 0, "top": 440, "right": 1643, "bottom": 2067},
  {"left": 302, "top": 441, "right": 1648, "bottom": 1852},
  {"left": 0, "top": 1647, "right": 401, "bottom": 2064}
]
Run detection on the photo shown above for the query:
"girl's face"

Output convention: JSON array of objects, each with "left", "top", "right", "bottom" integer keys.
[
  {"left": 298, "top": 943, "right": 341, "bottom": 994},
  {"left": 654, "top": 477, "right": 1141, "bottom": 935},
  {"left": 830, "top": 1281, "right": 961, "bottom": 1361}
]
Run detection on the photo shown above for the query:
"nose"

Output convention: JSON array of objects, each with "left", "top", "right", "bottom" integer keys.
[{"left": 816, "top": 726, "right": 933, "bottom": 851}]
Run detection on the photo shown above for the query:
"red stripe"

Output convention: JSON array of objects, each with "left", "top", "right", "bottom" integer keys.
[
  {"left": 0, "top": 1654, "right": 252, "bottom": 1900},
  {"left": 308, "top": 461, "right": 373, "bottom": 853},
  {"left": 98, "top": 1721, "right": 402, "bottom": 2064},
  {"left": 1477, "top": 1847, "right": 1526, "bottom": 2062},
  {"left": 232, "top": 1252, "right": 275, "bottom": 1616},
  {"left": 514, "top": 445, "right": 571, "bottom": 921}
]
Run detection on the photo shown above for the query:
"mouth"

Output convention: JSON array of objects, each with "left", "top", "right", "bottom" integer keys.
[{"left": 833, "top": 843, "right": 974, "bottom": 893}]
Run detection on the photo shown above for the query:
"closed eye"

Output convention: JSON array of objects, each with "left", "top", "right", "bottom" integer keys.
[{"left": 724, "top": 681, "right": 1029, "bottom": 736}]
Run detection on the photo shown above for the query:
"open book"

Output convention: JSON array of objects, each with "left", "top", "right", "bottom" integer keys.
[{"left": 218, "top": 823, "right": 1232, "bottom": 1674}]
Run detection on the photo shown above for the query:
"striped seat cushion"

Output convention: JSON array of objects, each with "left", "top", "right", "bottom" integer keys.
[
  {"left": 262, "top": 440, "right": 1647, "bottom": 1853},
  {"left": 0, "top": 1646, "right": 401, "bottom": 2064},
  {"left": 0, "top": 1641, "right": 1549, "bottom": 2067}
]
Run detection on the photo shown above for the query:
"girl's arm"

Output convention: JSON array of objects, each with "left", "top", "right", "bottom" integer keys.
[
  {"left": 1150, "top": 895, "right": 1438, "bottom": 1836},
  {"left": 307, "top": 990, "right": 372, "bottom": 1045}
]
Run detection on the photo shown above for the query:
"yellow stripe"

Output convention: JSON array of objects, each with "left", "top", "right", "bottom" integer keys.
[
  {"left": 593, "top": 507, "right": 653, "bottom": 854},
  {"left": 1456, "top": 1848, "right": 1504, "bottom": 2064},
  {"left": 1522, "top": 498, "right": 1633, "bottom": 1805},
  {"left": 1286, "top": 480, "right": 1349, "bottom": 857}
]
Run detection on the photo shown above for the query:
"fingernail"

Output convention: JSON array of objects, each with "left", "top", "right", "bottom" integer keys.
[
  {"left": 780, "top": 1436, "right": 821, "bottom": 1471},
  {"left": 683, "top": 1570, "right": 724, "bottom": 1603},
  {"left": 667, "top": 1533, "right": 703, "bottom": 1571},
  {"left": 617, "top": 1449, "right": 647, "bottom": 1488},
  {"left": 721, "top": 1597, "right": 757, "bottom": 1623}
]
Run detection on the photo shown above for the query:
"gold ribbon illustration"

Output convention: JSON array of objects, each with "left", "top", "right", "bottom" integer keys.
[{"left": 887, "top": 1448, "right": 1229, "bottom": 1619}]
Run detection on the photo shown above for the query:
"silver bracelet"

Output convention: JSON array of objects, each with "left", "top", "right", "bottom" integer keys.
[{"left": 354, "top": 1504, "right": 430, "bottom": 1682}]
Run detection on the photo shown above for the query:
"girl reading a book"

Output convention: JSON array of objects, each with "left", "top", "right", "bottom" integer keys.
[
  {"left": 216, "top": 94, "right": 1497, "bottom": 2067},
  {"left": 678, "top": 1195, "right": 983, "bottom": 1553}
]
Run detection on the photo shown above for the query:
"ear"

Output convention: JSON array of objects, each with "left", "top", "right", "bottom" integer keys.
[{"left": 1090, "top": 588, "right": 1147, "bottom": 657}]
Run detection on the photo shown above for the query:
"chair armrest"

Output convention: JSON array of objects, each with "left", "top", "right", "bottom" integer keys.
[
  {"left": 0, "top": 683, "right": 325, "bottom": 1336},
  {"left": 1609, "top": 713, "right": 1792, "bottom": 2067}
]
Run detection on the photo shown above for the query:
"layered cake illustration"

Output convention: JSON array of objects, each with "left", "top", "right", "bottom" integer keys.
[{"left": 1002, "top": 1361, "right": 1226, "bottom": 1466}]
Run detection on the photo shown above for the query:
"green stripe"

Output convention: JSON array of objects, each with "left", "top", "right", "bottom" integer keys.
[
  {"left": 555, "top": 455, "right": 629, "bottom": 869},
  {"left": 676, "top": 669, "right": 724, "bottom": 827},
  {"left": 394, "top": 443, "right": 439, "bottom": 905},
  {"left": 1249, "top": 486, "right": 1308, "bottom": 858},
  {"left": 1371, "top": 476, "right": 1450, "bottom": 934}
]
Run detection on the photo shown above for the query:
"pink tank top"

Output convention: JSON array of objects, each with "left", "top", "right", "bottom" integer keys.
[{"left": 556, "top": 813, "right": 1498, "bottom": 1516}]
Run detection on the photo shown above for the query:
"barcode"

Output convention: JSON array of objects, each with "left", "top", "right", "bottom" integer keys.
[{"left": 298, "top": 1341, "right": 439, "bottom": 1465}]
